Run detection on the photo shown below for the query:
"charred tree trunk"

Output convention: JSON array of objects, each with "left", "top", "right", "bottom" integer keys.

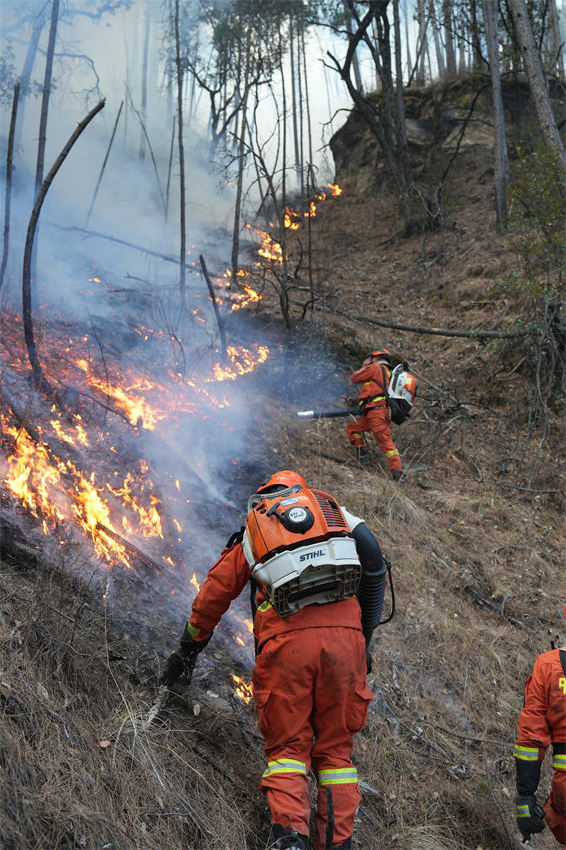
[
  {"left": 139, "top": 0, "right": 150, "bottom": 160},
  {"left": 508, "top": 0, "right": 566, "bottom": 164},
  {"left": 174, "top": 0, "right": 187, "bottom": 307},
  {"left": 483, "top": 0, "right": 509, "bottom": 227},
  {"left": 0, "top": 83, "right": 20, "bottom": 293},
  {"left": 34, "top": 0, "right": 60, "bottom": 199},
  {"left": 85, "top": 100, "right": 123, "bottom": 228},
  {"left": 14, "top": 8, "right": 48, "bottom": 152},
  {"left": 199, "top": 255, "right": 227, "bottom": 361},
  {"left": 22, "top": 100, "right": 105, "bottom": 392},
  {"left": 230, "top": 18, "right": 252, "bottom": 288}
]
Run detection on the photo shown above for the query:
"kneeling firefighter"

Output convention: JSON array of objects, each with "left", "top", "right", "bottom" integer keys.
[{"left": 160, "top": 470, "right": 389, "bottom": 850}]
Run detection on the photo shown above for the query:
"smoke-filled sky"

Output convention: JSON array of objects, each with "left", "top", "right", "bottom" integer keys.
[{"left": 0, "top": 1, "right": 352, "bottom": 669}]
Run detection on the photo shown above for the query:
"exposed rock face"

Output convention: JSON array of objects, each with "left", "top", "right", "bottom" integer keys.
[{"left": 330, "top": 76, "right": 565, "bottom": 194}]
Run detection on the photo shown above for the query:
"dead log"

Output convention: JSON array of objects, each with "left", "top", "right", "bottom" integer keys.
[{"left": 326, "top": 307, "right": 524, "bottom": 340}]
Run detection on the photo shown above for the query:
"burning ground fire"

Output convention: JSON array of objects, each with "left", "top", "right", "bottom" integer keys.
[
  {"left": 0, "top": 299, "right": 270, "bottom": 573},
  {"left": 249, "top": 183, "right": 342, "bottom": 265},
  {"left": 0, "top": 183, "right": 341, "bottom": 698}
]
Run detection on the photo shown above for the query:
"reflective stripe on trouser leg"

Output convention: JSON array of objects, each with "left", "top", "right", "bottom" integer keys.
[
  {"left": 366, "top": 408, "right": 402, "bottom": 471},
  {"left": 262, "top": 758, "right": 307, "bottom": 779},
  {"left": 514, "top": 744, "right": 540, "bottom": 761},
  {"left": 319, "top": 767, "right": 358, "bottom": 786},
  {"left": 346, "top": 417, "right": 368, "bottom": 449},
  {"left": 314, "top": 768, "right": 360, "bottom": 850},
  {"left": 259, "top": 759, "right": 310, "bottom": 836}
]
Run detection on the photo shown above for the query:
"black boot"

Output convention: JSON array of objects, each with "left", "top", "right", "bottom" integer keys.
[{"left": 270, "top": 823, "right": 308, "bottom": 850}]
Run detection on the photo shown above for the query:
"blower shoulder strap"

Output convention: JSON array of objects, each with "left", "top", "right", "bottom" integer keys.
[
  {"left": 226, "top": 526, "right": 245, "bottom": 548},
  {"left": 560, "top": 649, "right": 566, "bottom": 677}
]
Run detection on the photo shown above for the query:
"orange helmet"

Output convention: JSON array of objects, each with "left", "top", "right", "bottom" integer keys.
[
  {"left": 370, "top": 348, "right": 391, "bottom": 362},
  {"left": 256, "top": 470, "right": 307, "bottom": 495}
]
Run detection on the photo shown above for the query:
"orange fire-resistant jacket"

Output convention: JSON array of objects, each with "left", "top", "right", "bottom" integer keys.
[
  {"left": 514, "top": 648, "right": 566, "bottom": 843},
  {"left": 182, "top": 511, "right": 385, "bottom": 848},
  {"left": 350, "top": 361, "right": 391, "bottom": 411},
  {"left": 185, "top": 539, "right": 364, "bottom": 652}
]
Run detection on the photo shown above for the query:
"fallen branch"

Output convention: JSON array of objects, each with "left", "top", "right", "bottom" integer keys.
[{"left": 322, "top": 306, "right": 524, "bottom": 340}]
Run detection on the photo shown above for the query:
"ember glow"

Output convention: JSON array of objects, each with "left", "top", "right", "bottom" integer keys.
[
  {"left": 232, "top": 674, "right": 254, "bottom": 704},
  {"left": 208, "top": 345, "right": 269, "bottom": 382}
]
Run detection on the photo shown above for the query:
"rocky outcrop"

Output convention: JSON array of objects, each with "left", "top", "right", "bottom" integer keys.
[{"left": 330, "top": 75, "right": 565, "bottom": 194}]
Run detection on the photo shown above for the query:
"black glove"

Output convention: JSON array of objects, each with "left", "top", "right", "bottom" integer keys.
[
  {"left": 159, "top": 632, "right": 206, "bottom": 687},
  {"left": 160, "top": 650, "right": 189, "bottom": 687},
  {"left": 365, "top": 646, "right": 373, "bottom": 674},
  {"left": 516, "top": 795, "right": 545, "bottom": 840}
]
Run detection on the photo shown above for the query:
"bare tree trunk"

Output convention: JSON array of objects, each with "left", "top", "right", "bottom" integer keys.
[
  {"left": 0, "top": 83, "right": 20, "bottom": 293},
  {"left": 548, "top": 0, "right": 565, "bottom": 80},
  {"left": 442, "top": 0, "right": 457, "bottom": 78},
  {"left": 35, "top": 0, "right": 60, "bottom": 199},
  {"left": 416, "top": 0, "right": 428, "bottom": 84},
  {"left": 402, "top": 0, "right": 413, "bottom": 81},
  {"left": 393, "top": 0, "right": 407, "bottom": 151},
  {"left": 430, "top": 0, "right": 446, "bottom": 78},
  {"left": 165, "top": 114, "right": 176, "bottom": 223},
  {"left": 301, "top": 29, "right": 314, "bottom": 315},
  {"left": 508, "top": 0, "right": 566, "bottom": 164},
  {"left": 85, "top": 100, "right": 123, "bottom": 227},
  {"left": 174, "top": 0, "right": 187, "bottom": 307},
  {"left": 230, "top": 21, "right": 252, "bottom": 287},
  {"left": 14, "top": 8, "right": 48, "bottom": 152},
  {"left": 296, "top": 19, "right": 305, "bottom": 195},
  {"left": 139, "top": 0, "right": 150, "bottom": 160},
  {"left": 23, "top": 100, "right": 105, "bottom": 391},
  {"left": 199, "top": 255, "right": 227, "bottom": 360},
  {"left": 345, "top": 3, "right": 364, "bottom": 90},
  {"left": 289, "top": 16, "right": 301, "bottom": 186},
  {"left": 483, "top": 0, "right": 510, "bottom": 227}
]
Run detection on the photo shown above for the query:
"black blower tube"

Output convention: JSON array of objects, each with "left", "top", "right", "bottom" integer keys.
[{"left": 352, "top": 523, "right": 387, "bottom": 647}]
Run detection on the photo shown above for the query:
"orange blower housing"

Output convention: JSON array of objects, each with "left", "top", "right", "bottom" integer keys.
[{"left": 244, "top": 486, "right": 361, "bottom": 617}]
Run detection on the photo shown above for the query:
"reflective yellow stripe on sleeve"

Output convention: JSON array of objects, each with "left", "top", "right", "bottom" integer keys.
[
  {"left": 553, "top": 754, "right": 566, "bottom": 770},
  {"left": 514, "top": 744, "right": 540, "bottom": 761},
  {"left": 318, "top": 767, "right": 358, "bottom": 786},
  {"left": 385, "top": 449, "right": 400, "bottom": 457},
  {"left": 257, "top": 600, "right": 273, "bottom": 613},
  {"left": 186, "top": 621, "right": 201, "bottom": 638}
]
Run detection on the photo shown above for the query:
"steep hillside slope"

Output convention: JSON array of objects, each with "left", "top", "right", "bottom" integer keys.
[{"left": 1, "top": 80, "right": 564, "bottom": 850}]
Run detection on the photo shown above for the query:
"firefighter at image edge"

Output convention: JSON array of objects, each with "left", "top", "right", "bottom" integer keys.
[
  {"left": 513, "top": 606, "right": 566, "bottom": 846},
  {"left": 160, "top": 470, "right": 388, "bottom": 850},
  {"left": 345, "top": 348, "right": 415, "bottom": 481}
]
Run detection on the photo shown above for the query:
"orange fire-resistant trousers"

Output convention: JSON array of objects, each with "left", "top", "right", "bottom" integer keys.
[
  {"left": 251, "top": 627, "right": 373, "bottom": 849},
  {"left": 346, "top": 404, "right": 402, "bottom": 472},
  {"left": 545, "top": 770, "right": 566, "bottom": 844}
]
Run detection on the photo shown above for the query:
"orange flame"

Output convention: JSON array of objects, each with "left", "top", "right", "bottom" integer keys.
[
  {"left": 208, "top": 344, "right": 269, "bottom": 382},
  {"left": 232, "top": 674, "right": 254, "bottom": 704}
]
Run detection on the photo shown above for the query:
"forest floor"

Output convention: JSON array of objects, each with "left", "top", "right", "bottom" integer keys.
[{"left": 1, "top": 138, "right": 564, "bottom": 850}]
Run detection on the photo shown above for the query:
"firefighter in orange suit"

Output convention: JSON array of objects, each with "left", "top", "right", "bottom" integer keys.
[
  {"left": 346, "top": 348, "right": 403, "bottom": 480},
  {"left": 513, "top": 613, "right": 566, "bottom": 845},
  {"left": 160, "top": 470, "right": 387, "bottom": 850}
]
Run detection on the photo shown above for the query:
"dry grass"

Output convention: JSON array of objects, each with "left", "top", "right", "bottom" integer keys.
[{"left": 1, "top": 136, "right": 564, "bottom": 850}]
